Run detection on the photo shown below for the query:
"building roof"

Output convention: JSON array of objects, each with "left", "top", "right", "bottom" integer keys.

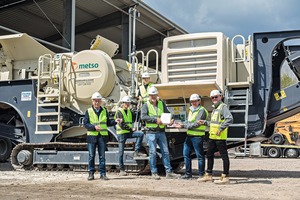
[{"left": 0, "top": 0, "right": 187, "bottom": 62}]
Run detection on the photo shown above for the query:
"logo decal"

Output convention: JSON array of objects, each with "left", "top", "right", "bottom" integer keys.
[
  {"left": 72, "top": 62, "right": 99, "bottom": 70},
  {"left": 72, "top": 62, "right": 78, "bottom": 70}
]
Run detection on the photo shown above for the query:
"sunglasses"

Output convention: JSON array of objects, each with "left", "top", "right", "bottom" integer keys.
[{"left": 211, "top": 96, "right": 219, "bottom": 99}]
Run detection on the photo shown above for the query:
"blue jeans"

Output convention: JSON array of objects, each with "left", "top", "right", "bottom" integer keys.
[
  {"left": 117, "top": 131, "right": 144, "bottom": 171},
  {"left": 88, "top": 135, "right": 107, "bottom": 175},
  {"left": 183, "top": 135, "right": 205, "bottom": 176},
  {"left": 146, "top": 132, "right": 172, "bottom": 174}
]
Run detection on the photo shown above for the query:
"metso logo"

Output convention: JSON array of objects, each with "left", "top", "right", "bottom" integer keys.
[{"left": 78, "top": 63, "right": 99, "bottom": 69}]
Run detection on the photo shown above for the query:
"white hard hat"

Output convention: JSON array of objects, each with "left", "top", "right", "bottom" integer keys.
[
  {"left": 91, "top": 92, "right": 102, "bottom": 99},
  {"left": 142, "top": 72, "right": 150, "bottom": 78},
  {"left": 121, "top": 96, "right": 131, "bottom": 103},
  {"left": 190, "top": 94, "right": 201, "bottom": 101},
  {"left": 210, "top": 90, "right": 222, "bottom": 97},
  {"left": 148, "top": 86, "right": 158, "bottom": 95}
]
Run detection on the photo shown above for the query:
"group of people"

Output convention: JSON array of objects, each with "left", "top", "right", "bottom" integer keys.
[
  {"left": 174, "top": 89, "right": 233, "bottom": 184},
  {"left": 84, "top": 72, "right": 233, "bottom": 184}
]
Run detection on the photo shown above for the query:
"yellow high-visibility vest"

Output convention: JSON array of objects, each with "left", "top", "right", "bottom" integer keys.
[
  {"left": 186, "top": 106, "right": 208, "bottom": 136},
  {"left": 145, "top": 100, "right": 165, "bottom": 129},
  {"left": 115, "top": 108, "right": 132, "bottom": 134},
  {"left": 87, "top": 107, "right": 108, "bottom": 136},
  {"left": 139, "top": 83, "right": 153, "bottom": 103},
  {"left": 209, "top": 103, "right": 228, "bottom": 140}
]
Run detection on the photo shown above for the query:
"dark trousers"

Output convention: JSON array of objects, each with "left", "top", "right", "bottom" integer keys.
[{"left": 206, "top": 139, "right": 230, "bottom": 175}]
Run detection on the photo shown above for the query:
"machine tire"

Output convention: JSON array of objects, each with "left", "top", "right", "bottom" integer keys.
[
  {"left": 0, "top": 137, "right": 12, "bottom": 162},
  {"left": 267, "top": 147, "right": 281, "bottom": 158},
  {"left": 270, "top": 133, "right": 285, "bottom": 145},
  {"left": 285, "top": 148, "right": 299, "bottom": 158}
]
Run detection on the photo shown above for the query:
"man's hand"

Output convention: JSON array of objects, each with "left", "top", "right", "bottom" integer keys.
[
  {"left": 176, "top": 121, "right": 183, "bottom": 126},
  {"left": 115, "top": 118, "right": 122, "bottom": 124},
  {"left": 156, "top": 118, "right": 163, "bottom": 125},
  {"left": 137, "top": 101, "right": 142, "bottom": 109},
  {"left": 197, "top": 120, "right": 204, "bottom": 125},
  {"left": 173, "top": 122, "right": 183, "bottom": 129},
  {"left": 139, "top": 96, "right": 143, "bottom": 101},
  {"left": 95, "top": 125, "right": 101, "bottom": 131},
  {"left": 168, "top": 119, "right": 175, "bottom": 126},
  {"left": 216, "top": 130, "right": 221, "bottom": 136}
]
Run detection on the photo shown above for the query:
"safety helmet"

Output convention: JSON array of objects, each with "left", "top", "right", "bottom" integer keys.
[
  {"left": 142, "top": 72, "right": 150, "bottom": 78},
  {"left": 210, "top": 90, "right": 222, "bottom": 97},
  {"left": 121, "top": 96, "right": 131, "bottom": 103},
  {"left": 190, "top": 94, "right": 201, "bottom": 101},
  {"left": 91, "top": 92, "right": 102, "bottom": 99},
  {"left": 148, "top": 86, "right": 158, "bottom": 95}
]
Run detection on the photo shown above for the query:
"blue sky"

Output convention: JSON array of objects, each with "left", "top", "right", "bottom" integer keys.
[{"left": 143, "top": 0, "right": 300, "bottom": 38}]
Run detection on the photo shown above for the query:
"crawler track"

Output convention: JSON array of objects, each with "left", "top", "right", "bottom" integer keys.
[{"left": 10, "top": 142, "right": 150, "bottom": 174}]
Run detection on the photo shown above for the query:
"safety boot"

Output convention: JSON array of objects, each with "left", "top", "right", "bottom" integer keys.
[
  {"left": 214, "top": 174, "right": 229, "bottom": 184},
  {"left": 100, "top": 174, "right": 109, "bottom": 180},
  {"left": 119, "top": 170, "right": 127, "bottom": 176},
  {"left": 166, "top": 172, "right": 181, "bottom": 179},
  {"left": 87, "top": 172, "right": 94, "bottom": 181},
  {"left": 151, "top": 173, "right": 161, "bottom": 180},
  {"left": 197, "top": 173, "right": 213, "bottom": 182},
  {"left": 133, "top": 151, "right": 147, "bottom": 157},
  {"left": 180, "top": 174, "right": 192, "bottom": 180}
]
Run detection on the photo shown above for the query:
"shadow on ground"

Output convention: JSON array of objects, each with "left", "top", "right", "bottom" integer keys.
[
  {"left": 191, "top": 169, "right": 300, "bottom": 179},
  {"left": 0, "top": 160, "right": 14, "bottom": 171},
  {"left": 2, "top": 159, "right": 299, "bottom": 180}
]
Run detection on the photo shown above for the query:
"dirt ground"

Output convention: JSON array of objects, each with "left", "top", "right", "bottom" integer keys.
[{"left": 0, "top": 156, "right": 299, "bottom": 200}]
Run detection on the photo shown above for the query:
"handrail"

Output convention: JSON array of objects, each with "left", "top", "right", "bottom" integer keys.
[
  {"left": 226, "top": 37, "right": 231, "bottom": 85},
  {"left": 146, "top": 49, "right": 159, "bottom": 74},
  {"left": 135, "top": 50, "right": 145, "bottom": 73},
  {"left": 231, "top": 35, "right": 246, "bottom": 62}
]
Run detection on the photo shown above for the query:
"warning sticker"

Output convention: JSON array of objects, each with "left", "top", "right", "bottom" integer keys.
[{"left": 21, "top": 91, "right": 32, "bottom": 101}]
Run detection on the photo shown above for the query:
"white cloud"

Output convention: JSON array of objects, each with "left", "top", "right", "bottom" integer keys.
[{"left": 143, "top": 0, "right": 300, "bottom": 38}]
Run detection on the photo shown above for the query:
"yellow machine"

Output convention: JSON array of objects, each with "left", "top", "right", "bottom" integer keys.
[
  {"left": 271, "top": 113, "right": 300, "bottom": 146},
  {"left": 260, "top": 114, "right": 300, "bottom": 158}
]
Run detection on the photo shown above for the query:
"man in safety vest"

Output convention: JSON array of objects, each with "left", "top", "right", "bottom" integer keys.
[
  {"left": 137, "top": 72, "right": 153, "bottom": 104},
  {"left": 174, "top": 94, "right": 208, "bottom": 180},
  {"left": 141, "top": 86, "right": 180, "bottom": 180},
  {"left": 84, "top": 92, "right": 121, "bottom": 181},
  {"left": 115, "top": 96, "right": 146, "bottom": 176},
  {"left": 198, "top": 90, "right": 233, "bottom": 184}
]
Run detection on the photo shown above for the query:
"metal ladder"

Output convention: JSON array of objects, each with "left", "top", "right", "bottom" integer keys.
[
  {"left": 35, "top": 54, "right": 61, "bottom": 134},
  {"left": 225, "top": 88, "right": 250, "bottom": 156}
]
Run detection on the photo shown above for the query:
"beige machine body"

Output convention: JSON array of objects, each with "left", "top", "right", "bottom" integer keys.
[
  {"left": 0, "top": 33, "right": 54, "bottom": 80},
  {"left": 0, "top": 33, "right": 137, "bottom": 138}
]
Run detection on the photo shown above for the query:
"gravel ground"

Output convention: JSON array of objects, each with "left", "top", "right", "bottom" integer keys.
[{"left": 0, "top": 157, "right": 299, "bottom": 200}]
